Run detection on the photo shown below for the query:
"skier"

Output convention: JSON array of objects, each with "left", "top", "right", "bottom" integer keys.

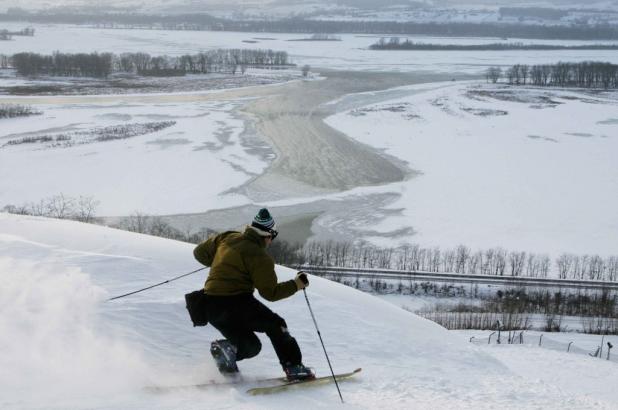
[{"left": 193, "top": 208, "right": 315, "bottom": 381}]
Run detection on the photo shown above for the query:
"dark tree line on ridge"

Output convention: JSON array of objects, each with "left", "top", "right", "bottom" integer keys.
[
  {"left": 6, "top": 49, "right": 291, "bottom": 78},
  {"left": 485, "top": 61, "right": 618, "bottom": 88},
  {"left": 2, "top": 9, "right": 618, "bottom": 40},
  {"left": 369, "top": 37, "right": 618, "bottom": 51}
]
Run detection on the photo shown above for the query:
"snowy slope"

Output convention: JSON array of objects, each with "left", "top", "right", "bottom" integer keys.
[{"left": 1, "top": 212, "right": 616, "bottom": 409}]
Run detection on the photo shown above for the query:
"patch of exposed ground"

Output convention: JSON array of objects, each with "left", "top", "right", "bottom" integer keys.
[
  {"left": 0, "top": 72, "right": 300, "bottom": 96},
  {"left": 239, "top": 70, "right": 458, "bottom": 198}
]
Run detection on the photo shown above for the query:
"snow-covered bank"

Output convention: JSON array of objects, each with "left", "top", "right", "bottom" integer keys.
[
  {"left": 325, "top": 82, "right": 618, "bottom": 257},
  {"left": 0, "top": 99, "right": 260, "bottom": 215},
  {"left": 1, "top": 213, "right": 616, "bottom": 409}
]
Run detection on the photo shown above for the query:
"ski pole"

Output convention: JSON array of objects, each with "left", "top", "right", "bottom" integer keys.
[
  {"left": 108, "top": 267, "right": 206, "bottom": 301},
  {"left": 303, "top": 287, "right": 344, "bottom": 403}
]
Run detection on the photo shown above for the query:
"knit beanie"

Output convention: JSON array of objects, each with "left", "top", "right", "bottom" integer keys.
[{"left": 251, "top": 208, "right": 276, "bottom": 235}]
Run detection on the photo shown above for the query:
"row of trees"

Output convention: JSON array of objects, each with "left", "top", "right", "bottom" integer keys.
[
  {"left": 117, "top": 49, "right": 290, "bottom": 76},
  {"left": 2, "top": 201, "right": 617, "bottom": 281},
  {"left": 0, "top": 104, "right": 41, "bottom": 119},
  {"left": 6, "top": 49, "right": 291, "bottom": 78},
  {"left": 3, "top": 10, "right": 618, "bottom": 39},
  {"left": 557, "top": 254, "right": 618, "bottom": 281},
  {"left": 370, "top": 38, "right": 618, "bottom": 51},
  {"left": 2, "top": 194, "right": 99, "bottom": 223},
  {"left": 11, "top": 52, "right": 113, "bottom": 77},
  {"left": 270, "top": 240, "right": 618, "bottom": 282},
  {"left": 0, "top": 27, "right": 34, "bottom": 40},
  {"left": 297, "top": 242, "right": 554, "bottom": 278},
  {"left": 485, "top": 61, "right": 618, "bottom": 88},
  {"left": 499, "top": 7, "right": 569, "bottom": 20}
]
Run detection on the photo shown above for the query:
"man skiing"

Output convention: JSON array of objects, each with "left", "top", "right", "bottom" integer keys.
[{"left": 193, "top": 208, "right": 314, "bottom": 381}]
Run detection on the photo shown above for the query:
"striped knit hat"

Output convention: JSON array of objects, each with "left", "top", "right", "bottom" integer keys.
[{"left": 251, "top": 208, "right": 276, "bottom": 235}]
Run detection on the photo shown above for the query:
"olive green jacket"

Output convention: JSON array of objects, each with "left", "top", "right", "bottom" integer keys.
[{"left": 193, "top": 226, "right": 297, "bottom": 302}]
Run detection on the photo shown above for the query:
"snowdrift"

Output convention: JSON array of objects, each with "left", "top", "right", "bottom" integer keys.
[{"left": 0, "top": 213, "right": 612, "bottom": 409}]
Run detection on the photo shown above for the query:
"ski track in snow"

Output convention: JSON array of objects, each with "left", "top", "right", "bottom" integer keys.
[{"left": 1, "top": 213, "right": 616, "bottom": 409}]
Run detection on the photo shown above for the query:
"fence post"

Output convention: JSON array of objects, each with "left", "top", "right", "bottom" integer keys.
[{"left": 539, "top": 334, "right": 543, "bottom": 346}]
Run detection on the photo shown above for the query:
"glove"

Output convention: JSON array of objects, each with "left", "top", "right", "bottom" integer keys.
[{"left": 294, "top": 272, "right": 309, "bottom": 290}]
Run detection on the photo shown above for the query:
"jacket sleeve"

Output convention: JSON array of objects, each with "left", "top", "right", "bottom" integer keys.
[
  {"left": 248, "top": 253, "right": 297, "bottom": 302},
  {"left": 193, "top": 235, "right": 218, "bottom": 267}
]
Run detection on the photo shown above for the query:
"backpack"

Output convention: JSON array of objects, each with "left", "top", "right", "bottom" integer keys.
[{"left": 185, "top": 289, "right": 209, "bottom": 327}]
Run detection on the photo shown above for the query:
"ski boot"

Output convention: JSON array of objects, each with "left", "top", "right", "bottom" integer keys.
[
  {"left": 210, "top": 339, "right": 239, "bottom": 375},
  {"left": 283, "top": 363, "right": 315, "bottom": 381}
]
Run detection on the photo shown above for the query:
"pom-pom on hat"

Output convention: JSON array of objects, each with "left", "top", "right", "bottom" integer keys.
[{"left": 251, "top": 208, "right": 277, "bottom": 237}]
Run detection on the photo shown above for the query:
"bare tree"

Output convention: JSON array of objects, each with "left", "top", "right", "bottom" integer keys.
[
  {"left": 486, "top": 66, "right": 502, "bottom": 83},
  {"left": 45, "top": 193, "right": 75, "bottom": 219},
  {"left": 302, "top": 65, "right": 310, "bottom": 77},
  {"left": 75, "top": 196, "right": 100, "bottom": 223}
]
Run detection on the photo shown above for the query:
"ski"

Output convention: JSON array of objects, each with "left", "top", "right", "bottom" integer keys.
[
  {"left": 145, "top": 374, "right": 286, "bottom": 393},
  {"left": 246, "top": 368, "right": 362, "bottom": 396}
]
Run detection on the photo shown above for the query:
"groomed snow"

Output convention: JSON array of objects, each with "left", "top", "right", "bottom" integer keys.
[{"left": 1, "top": 212, "right": 617, "bottom": 409}]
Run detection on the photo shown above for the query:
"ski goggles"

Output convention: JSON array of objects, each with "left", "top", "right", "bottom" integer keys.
[{"left": 267, "top": 228, "right": 279, "bottom": 240}]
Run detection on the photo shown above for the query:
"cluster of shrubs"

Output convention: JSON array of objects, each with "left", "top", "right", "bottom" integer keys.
[
  {"left": 2, "top": 121, "right": 176, "bottom": 148},
  {"left": 0, "top": 104, "right": 41, "bottom": 119},
  {"left": 2, "top": 194, "right": 99, "bottom": 223}
]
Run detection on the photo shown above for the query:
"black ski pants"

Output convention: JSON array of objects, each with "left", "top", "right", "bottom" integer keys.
[{"left": 205, "top": 293, "right": 302, "bottom": 368}]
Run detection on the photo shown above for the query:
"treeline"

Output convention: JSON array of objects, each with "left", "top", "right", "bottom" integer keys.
[
  {"left": 0, "top": 104, "right": 41, "bottom": 119},
  {"left": 557, "top": 254, "right": 618, "bottom": 281},
  {"left": 499, "top": 7, "right": 569, "bottom": 20},
  {"left": 0, "top": 27, "right": 34, "bottom": 40},
  {"left": 2, "top": 194, "right": 99, "bottom": 223},
  {"left": 370, "top": 38, "right": 618, "bottom": 51},
  {"left": 3, "top": 10, "right": 618, "bottom": 40},
  {"left": 12, "top": 52, "right": 113, "bottom": 77},
  {"left": 6, "top": 49, "right": 291, "bottom": 78},
  {"left": 270, "top": 241, "right": 618, "bottom": 282},
  {"left": 485, "top": 61, "right": 618, "bottom": 88},
  {"left": 3, "top": 201, "right": 618, "bottom": 282},
  {"left": 114, "top": 212, "right": 218, "bottom": 244}
]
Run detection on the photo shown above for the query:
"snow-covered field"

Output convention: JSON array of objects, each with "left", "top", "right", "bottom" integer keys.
[
  {"left": 2, "top": 78, "right": 617, "bottom": 258},
  {"left": 324, "top": 82, "right": 618, "bottom": 257},
  {"left": 2, "top": 23, "right": 618, "bottom": 73},
  {"left": 1, "top": 25, "right": 617, "bottom": 258},
  {"left": 0, "top": 98, "right": 261, "bottom": 215},
  {"left": 1, "top": 212, "right": 617, "bottom": 409}
]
